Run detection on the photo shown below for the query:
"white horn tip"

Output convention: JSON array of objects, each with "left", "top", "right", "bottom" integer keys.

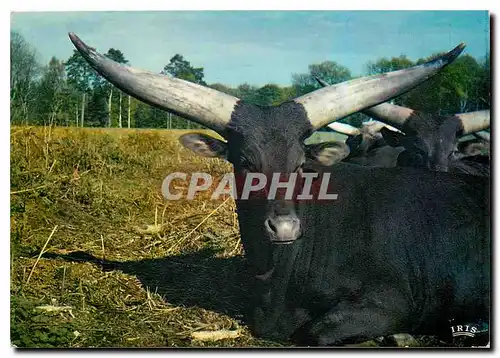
[{"left": 424, "top": 42, "right": 466, "bottom": 68}]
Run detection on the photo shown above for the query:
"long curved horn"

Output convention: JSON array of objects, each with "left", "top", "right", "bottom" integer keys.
[
  {"left": 315, "top": 76, "right": 412, "bottom": 131},
  {"left": 317, "top": 77, "right": 489, "bottom": 134},
  {"left": 362, "top": 103, "right": 415, "bottom": 129},
  {"left": 361, "top": 119, "right": 402, "bottom": 133},
  {"left": 455, "top": 110, "right": 490, "bottom": 135},
  {"left": 473, "top": 130, "right": 490, "bottom": 141},
  {"left": 295, "top": 43, "right": 465, "bottom": 130},
  {"left": 68, "top": 33, "right": 239, "bottom": 133},
  {"left": 328, "top": 122, "right": 361, "bottom": 136},
  {"left": 314, "top": 76, "right": 330, "bottom": 88}
]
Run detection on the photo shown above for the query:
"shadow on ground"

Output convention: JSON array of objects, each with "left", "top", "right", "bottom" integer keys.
[
  {"left": 44, "top": 248, "right": 253, "bottom": 321},
  {"left": 43, "top": 249, "right": 489, "bottom": 348}
]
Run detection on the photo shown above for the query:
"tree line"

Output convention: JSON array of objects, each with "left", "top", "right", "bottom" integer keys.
[{"left": 10, "top": 31, "right": 490, "bottom": 130}]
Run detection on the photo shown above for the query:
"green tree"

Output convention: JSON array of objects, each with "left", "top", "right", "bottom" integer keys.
[
  {"left": 210, "top": 82, "right": 295, "bottom": 106},
  {"left": 101, "top": 48, "right": 129, "bottom": 128},
  {"left": 134, "top": 102, "right": 153, "bottom": 128},
  {"left": 364, "top": 55, "right": 415, "bottom": 107},
  {"left": 253, "top": 84, "right": 283, "bottom": 106},
  {"left": 209, "top": 83, "right": 239, "bottom": 97},
  {"left": 292, "top": 61, "right": 351, "bottom": 96},
  {"left": 404, "top": 53, "right": 485, "bottom": 115},
  {"left": 366, "top": 55, "right": 414, "bottom": 75},
  {"left": 10, "top": 31, "right": 42, "bottom": 124},
  {"left": 35, "top": 57, "right": 66, "bottom": 126},
  {"left": 234, "top": 83, "right": 259, "bottom": 103},
  {"left": 58, "top": 86, "right": 81, "bottom": 127},
  {"left": 477, "top": 53, "right": 491, "bottom": 109},
  {"left": 86, "top": 86, "right": 108, "bottom": 127},
  {"left": 65, "top": 50, "right": 99, "bottom": 127},
  {"left": 278, "top": 86, "right": 297, "bottom": 103},
  {"left": 292, "top": 61, "right": 365, "bottom": 127},
  {"left": 443, "top": 55, "right": 482, "bottom": 113},
  {"left": 158, "top": 54, "right": 209, "bottom": 128},
  {"left": 162, "top": 54, "right": 207, "bottom": 85}
]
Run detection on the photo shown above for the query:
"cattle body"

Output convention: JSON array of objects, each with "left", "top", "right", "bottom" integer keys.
[
  {"left": 247, "top": 163, "right": 489, "bottom": 344},
  {"left": 69, "top": 33, "right": 489, "bottom": 346}
]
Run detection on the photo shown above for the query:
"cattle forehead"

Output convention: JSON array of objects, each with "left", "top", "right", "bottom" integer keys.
[
  {"left": 403, "top": 112, "right": 461, "bottom": 136},
  {"left": 228, "top": 101, "right": 313, "bottom": 136},
  {"left": 226, "top": 101, "right": 314, "bottom": 168}
]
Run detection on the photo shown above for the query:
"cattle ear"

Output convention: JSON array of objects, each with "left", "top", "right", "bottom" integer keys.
[
  {"left": 306, "top": 141, "right": 350, "bottom": 166},
  {"left": 381, "top": 127, "right": 405, "bottom": 147},
  {"left": 179, "top": 133, "right": 228, "bottom": 159}
]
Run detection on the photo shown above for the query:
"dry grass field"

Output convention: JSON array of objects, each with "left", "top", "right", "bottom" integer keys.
[
  {"left": 10, "top": 126, "right": 287, "bottom": 348},
  {"left": 10, "top": 126, "right": 480, "bottom": 348}
]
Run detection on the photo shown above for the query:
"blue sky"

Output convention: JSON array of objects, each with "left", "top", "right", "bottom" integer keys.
[{"left": 10, "top": 11, "right": 490, "bottom": 87}]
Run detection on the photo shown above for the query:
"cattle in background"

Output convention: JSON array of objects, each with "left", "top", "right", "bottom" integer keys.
[
  {"left": 315, "top": 76, "right": 408, "bottom": 168},
  {"left": 451, "top": 134, "right": 491, "bottom": 177},
  {"left": 70, "top": 33, "right": 489, "bottom": 346},
  {"left": 316, "top": 77, "right": 490, "bottom": 176},
  {"left": 327, "top": 120, "right": 405, "bottom": 168},
  {"left": 457, "top": 131, "right": 491, "bottom": 160},
  {"left": 366, "top": 104, "right": 490, "bottom": 175},
  {"left": 314, "top": 76, "right": 401, "bottom": 152},
  {"left": 327, "top": 120, "right": 490, "bottom": 174}
]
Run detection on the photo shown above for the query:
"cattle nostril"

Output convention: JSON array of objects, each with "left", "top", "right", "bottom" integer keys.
[{"left": 265, "top": 217, "right": 301, "bottom": 243}]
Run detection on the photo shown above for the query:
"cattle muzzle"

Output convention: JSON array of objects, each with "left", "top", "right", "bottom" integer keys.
[{"left": 265, "top": 215, "right": 302, "bottom": 244}]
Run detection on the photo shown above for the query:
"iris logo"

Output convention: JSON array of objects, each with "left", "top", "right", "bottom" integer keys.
[{"left": 450, "top": 324, "right": 478, "bottom": 338}]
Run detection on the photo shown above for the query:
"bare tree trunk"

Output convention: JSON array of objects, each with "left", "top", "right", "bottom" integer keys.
[
  {"left": 460, "top": 98, "right": 467, "bottom": 113},
  {"left": 22, "top": 101, "right": 29, "bottom": 125},
  {"left": 108, "top": 89, "right": 113, "bottom": 127},
  {"left": 118, "top": 92, "right": 122, "bottom": 128},
  {"left": 75, "top": 104, "right": 79, "bottom": 127},
  {"left": 460, "top": 88, "right": 468, "bottom": 113},
  {"left": 50, "top": 98, "right": 62, "bottom": 128},
  {"left": 80, "top": 93, "right": 86, "bottom": 127},
  {"left": 127, "top": 95, "right": 131, "bottom": 128},
  {"left": 20, "top": 83, "right": 34, "bottom": 125},
  {"left": 49, "top": 110, "right": 57, "bottom": 127}
]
